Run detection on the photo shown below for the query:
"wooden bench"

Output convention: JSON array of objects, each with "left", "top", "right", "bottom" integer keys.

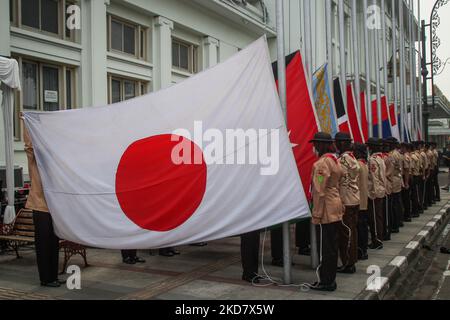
[{"left": 0, "top": 208, "right": 89, "bottom": 273}]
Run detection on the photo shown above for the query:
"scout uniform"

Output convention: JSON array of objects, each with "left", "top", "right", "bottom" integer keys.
[
  {"left": 367, "top": 139, "right": 386, "bottom": 249},
  {"left": 419, "top": 146, "right": 429, "bottom": 210},
  {"left": 401, "top": 148, "right": 412, "bottom": 221},
  {"left": 432, "top": 145, "right": 441, "bottom": 202},
  {"left": 357, "top": 158, "right": 369, "bottom": 259},
  {"left": 410, "top": 146, "right": 423, "bottom": 215},
  {"left": 388, "top": 141, "right": 404, "bottom": 231},
  {"left": 426, "top": 147, "right": 435, "bottom": 206},
  {"left": 382, "top": 147, "right": 394, "bottom": 240}
]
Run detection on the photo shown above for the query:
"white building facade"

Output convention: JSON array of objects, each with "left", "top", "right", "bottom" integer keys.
[{"left": 0, "top": 0, "right": 419, "bottom": 176}]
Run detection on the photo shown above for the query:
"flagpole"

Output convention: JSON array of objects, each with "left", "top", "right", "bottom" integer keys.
[
  {"left": 417, "top": 0, "right": 423, "bottom": 135},
  {"left": 363, "top": 0, "right": 373, "bottom": 137},
  {"left": 351, "top": 0, "right": 362, "bottom": 120},
  {"left": 392, "top": 0, "right": 399, "bottom": 137},
  {"left": 338, "top": 0, "right": 347, "bottom": 109},
  {"left": 408, "top": 0, "right": 415, "bottom": 139},
  {"left": 303, "top": 0, "right": 320, "bottom": 270},
  {"left": 381, "top": 0, "right": 389, "bottom": 119},
  {"left": 275, "top": 0, "right": 292, "bottom": 285},
  {"left": 399, "top": 0, "right": 406, "bottom": 141},
  {"left": 373, "top": 0, "right": 382, "bottom": 138},
  {"left": 326, "top": 0, "right": 334, "bottom": 89}
]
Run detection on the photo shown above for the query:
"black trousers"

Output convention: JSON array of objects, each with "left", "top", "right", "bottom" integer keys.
[
  {"left": 295, "top": 219, "right": 311, "bottom": 250},
  {"left": 383, "top": 197, "right": 392, "bottom": 240},
  {"left": 357, "top": 210, "right": 369, "bottom": 256},
  {"left": 433, "top": 168, "right": 441, "bottom": 201},
  {"left": 418, "top": 178, "right": 425, "bottom": 211},
  {"left": 425, "top": 177, "right": 433, "bottom": 208},
  {"left": 390, "top": 192, "right": 403, "bottom": 230},
  {"left": 241, "top": 231, "right": 260, "bottom": 278},
  {"left": 121, "top": 250, "right": 137, "bottom": 260},
  {"left": 411, "top": 176, "right": 421, "bottom": 216},
  {"left": 402, "top": 187, "right": 411, "bottom": 220},
  {"left": 316, "top": 222, "right": 339, "bottom": 285},
  {"left": 368, "top": 198, "right": 384, "bottom": 246},
  {"left": 270, "top": 228, "right": 282, "bottom": 261},
  {"left": 33, "top": 211, "right": 59, "bottom": 284}
]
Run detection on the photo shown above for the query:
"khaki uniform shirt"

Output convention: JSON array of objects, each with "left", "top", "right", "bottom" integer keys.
[
  {"left": 383, "top": 153, "right": 393, "bottom": 195},
  {"left": 410, "top": 151, "right": 422, "bottom": 177},
  {"left": 24, "top": 125, "right": 49, "bottom": 213},
  {"left": 420, "top": 150, "right": 429, "bottom": 176},
  {"left": 311, "top": 154, "right": 344, "bottom": 225},
  {"left": 403, "top": 152, "right": 411, "bottom": 188},
  {"left": 358, "top": 160, "right": 369, "bottom": 211},
  {"left": 390, "top": 149, "right": 404, "bottom": 194},
  {"left": 368, "top": 153, "right": 387, "bottom": 200},
  {"left": 433, "top": 150, "right": 439, "bottom": 169},
  {"left": 427, "top": 150, "right": 436, "bottom": 169},
  {"left": 338, "top": 152, "right": 361, "bottom": 207}
]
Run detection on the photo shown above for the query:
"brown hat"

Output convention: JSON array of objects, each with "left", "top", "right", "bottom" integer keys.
[{"left": 309, "top": 132, "right": 334, "bottom": 143}]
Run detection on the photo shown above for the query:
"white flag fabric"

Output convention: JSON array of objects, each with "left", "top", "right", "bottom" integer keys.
[{"left": 24, "top": 37, "right": 310, "bottom": 249}]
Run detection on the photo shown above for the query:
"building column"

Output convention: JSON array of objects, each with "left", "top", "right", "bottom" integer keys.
[
  {"left": 153, "top": 16, "right": 174, "bottom": 91},
  {"left": 0, "top": 0, "right": 10, "bottom": 57},
  {"left": 202, "top": 36, "right": 219, "bottom": 69},
  {"left": 80, "top": 0, "right": 108, "bottom": 107}
]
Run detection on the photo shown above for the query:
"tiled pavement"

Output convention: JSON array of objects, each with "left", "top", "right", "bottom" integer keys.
[{"left": 1, "top": 194, "right": 449, "bottom": 300}]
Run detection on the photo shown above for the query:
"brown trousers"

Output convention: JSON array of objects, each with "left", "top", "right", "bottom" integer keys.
[
  {"left": 338, "top": 205, "right": 359, "bottom": 267},
  {"left": 368, "top": 198, "right": 384, "bottom": 246}
]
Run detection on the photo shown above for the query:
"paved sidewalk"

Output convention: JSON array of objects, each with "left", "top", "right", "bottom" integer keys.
[{"left": 0, "top": 194, "right": 449, "bottom": 300}]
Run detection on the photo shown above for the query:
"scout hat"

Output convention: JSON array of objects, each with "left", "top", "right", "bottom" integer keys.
[{"left": 309, "top": 132, "right": 334, "bottom": 143}]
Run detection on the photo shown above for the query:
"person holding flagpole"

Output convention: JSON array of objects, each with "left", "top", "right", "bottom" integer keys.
[{"left": 309, "top": 132, "right": 343, "bottom": 292}]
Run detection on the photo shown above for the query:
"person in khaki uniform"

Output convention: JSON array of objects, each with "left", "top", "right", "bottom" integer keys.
[
  {"left": 308, "top": 132, "right": 343, "bottom": 292},
  {"left": 419, "top": 142, "right": 430, "bottom": 210},
  {"left": 425, "top": 144, "right": 435, "bottom": 207},
  {"left": 22, "top": 120, "right": 61, "bottom": 288},
  {"left": 367, "top": 138, "right": 386, "bottom": 250},
  {"left": 382, "top": 140, "right": 393, "bottom": 241},
  {"left": 387, "top": 137, "right": 404, "bottom": 232},
  {"left": 354, "top": 143, "right": 369, "bottom": 261},
  {"left": 400, "top": 143, "right": 412, "bottom": 222},
  {"left": 411, "top": 142, "right": 424, "bottom": 215},
  {"left": 431, "top": 142, "right": 441, "bottom": 202},
  {"left": 334, "top": 132, "right": 360, "bottom": 274}
]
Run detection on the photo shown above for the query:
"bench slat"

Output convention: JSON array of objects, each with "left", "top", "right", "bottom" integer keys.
[
  {"left": 15, "top": 224, "right": 35, "bottom": 231},
  {"left": 14, "top": 231, "right": 35, "bottom": 238},
  {"left": 15, "top": 218, "right": 34, "bottom": 225}
]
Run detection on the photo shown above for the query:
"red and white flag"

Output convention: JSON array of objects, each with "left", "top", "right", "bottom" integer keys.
[
  {"left": 346, "top": 83, "right": 365, "bottom": 143},
  {"left": 24, "top": 38, "right": 310, "bottom": 249}
]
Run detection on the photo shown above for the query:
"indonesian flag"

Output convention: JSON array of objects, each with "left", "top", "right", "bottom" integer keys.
[
  {"left": 273, "top": 51, "right": 320, "bottom": 201},
  {"left": 23, "top": 38, "right": 310, "bottom": 249},
  {"left": 333, "top": 78, "right": 352, "bottom": 137},
  {"left": 346, "top": 83, "right": 365, "bottom": 143},
  {"left": 389, "top": 104, "right": 400, "bottom": 141},
  {"left": 360, "top": 91, "right": 369, "bottom": 142}
]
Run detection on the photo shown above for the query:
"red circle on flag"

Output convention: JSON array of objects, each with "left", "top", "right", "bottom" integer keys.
[{"left": 115, "top": 134, "right": 207, "bottom": 232}]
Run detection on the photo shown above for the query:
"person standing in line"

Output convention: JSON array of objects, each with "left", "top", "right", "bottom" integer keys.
[
  {"left": 22, "top": 122, "right": 62, "bottom": 288},
  {"left": 354, "top": 143, "right": 369, "bottom": 261},
  {"left": 400, "top": 143, "right": 412, "bottom": 222},
  {"left": 382, "top": 140, "right": 393, "bottom": 240},
  {"left": 431, "top": 142, "right": 441, "bottom": 202},
  {"left": 309, "top": 132, "right": 343, "bottom": 292},
  {"left": 425, "top": 144, "right": 434, "bottom": 208},
  {"left": 387, "top": 137, "right": 404, "bottom": 231},
  {"left": 335, "top": 133, "right": 360, "bottom": 274},
  {"left": 419, "top": 142, "right": 430, "bottom": 211},
  {"left": 367, "top": 138, "right": 386, "bottom": 250},
  {"left": 240, "top": 230, "right": 263, "bottom": 283},
  {"left": 441, "top": 144, "right": 450, "bottom": 192},
  {"left": 121, "top": 250, "right": 146, "bottom": 264},
  {"left": 412, "top": 142, "right": 424, "bottom": 215}
]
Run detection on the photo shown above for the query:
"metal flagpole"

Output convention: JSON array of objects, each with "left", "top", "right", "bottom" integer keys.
[
  {"left": 373, "top": 0, "right": 382, "bottom": 138},
  {"left": 381, "top": 0, "right": 389, "bottom": 116},
  {"left": 339, "top": 0, "right": 347, "bottom": 108},
  {"left": 408, "top": 0, "right": 416, "bottom": 139},
  {"left": 391, "top": 0, "right": 399, "bottom": 137},
  {"left": 303, "top": 0, "right": 319, "bottom": 270},
  {"left": 275, "top": 0, "right": 292, "bottom": 285},
  {"left": 417, "top": 0, "right": 423, "bottom": 135},
  {"left": 399, "top": 0, "right": 407, "bottom": 141},
  {"left": 363, "top": 0, "right": 373, "bottom": 136},
  {"left": 326, "top": 0, "right": 334, "bottom": 93},
  {"left": 351, "top": 0, "right": 362, "bottom": 119}
]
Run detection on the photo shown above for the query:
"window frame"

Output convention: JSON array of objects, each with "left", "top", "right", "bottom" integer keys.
[
  {"left": 171, "top": 38, "right": 198, "bottom": 74},
  {"left": 107, "top": 15, "right": 148, "bottom": 61},
  {"left": 107, "top": 74, "right": 148, "bottom": 104}
]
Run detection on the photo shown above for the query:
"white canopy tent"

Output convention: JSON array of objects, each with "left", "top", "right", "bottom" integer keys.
[{"left": 0, "top": 56, "right": 21, "bottom": 224}]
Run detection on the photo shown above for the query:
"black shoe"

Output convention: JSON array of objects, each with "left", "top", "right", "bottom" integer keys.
[
  {"left": 298, "top": 247, "right": 311, "bottom": 256},
  {"left": 440, "top": 247, "right": 450, "bottom": 254},
  {"left": 190, "top": 242, "right": 208, "bottom": 247},
  {"left": 242, "top": 274, "right": 263, "bottom": 284},
  {"left": 310, "top": 282, "right": 337, "bottom": 292},
  {"left": 159, "top": 249, "right": 174, "bottom": 257},
  {"left": 134, "top": 256, "right": 146, "bottom": 263},
  {"left": 369, "top": 242, "right": 383, "bottom": 250},
  {"left": 358, "top": 252, "right": 369, "bottom": 261},
  {"left": 41, "top": 281, "right": 61, "bottom": 288},
  {"left": 404, "top": 218, "right": 412, "bottom": 222},
  {"left": 57, "top": 279, "right": 67, "bottom": 285},
  {"left": 123, "top": 256, "right": 137, "bottom": 264},
  {"left": 442, "top": 187, "right": 449, "bottom": 191},
  {"left": 170, "top": 249, "right": 180, "bottom": 255},
  {"left": 412, "top": 214, "right": 420, "bottom": 218},
  {"left": 392, "top": 229, "right": 400, "bottom": 234},
  {"left": 337, "top": 265, "right": 356, "bottom": 274}
]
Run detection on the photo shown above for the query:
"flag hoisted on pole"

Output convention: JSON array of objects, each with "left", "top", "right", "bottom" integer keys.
[
  {"left": 373, "top": 0, "right": 382, "bottom": 138},
  {"left": 275, "top": 0, "right": 292, "bottom": 285},
  {"left": 399, "top": 0, "right": 406, "bottom": 142},
  {"left": 417, "top": 0, "right": 423, "bottom": 137},
  {"left": 391, "top": 0, "right": 399, "bottom": 142},
  {"left": 381, "top": 0, "right": 390, "bottom": 134},
  {"left": 303, "top": 0, "right": 320, "bottom": 270},
  {"left": 351, "top": 0, "right": 362, "bottom": 120},
  {"left": 338, "top": 0, "right": 348, "bottom": 113},
  {"left": 408, "top": 0, "right": 416, "bottom": 140},
  {"left": 363, "top": 0, "right": 373, "bottom": 137}
]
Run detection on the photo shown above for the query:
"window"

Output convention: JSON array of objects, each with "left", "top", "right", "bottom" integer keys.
[
  {"left": 172, "top": 39, "right": 198, "bottom": 73},
  {"left": 14, "top": 57, "right": 76, "bottom": 139},
  {"left": 11, "top": 0, "right": 78, "bottom": 41},
  {"left": 108, "top": 16, "right": 148, "bottom": 60},
  {"left": 108, "top": 75, "right": 148, "bottom": 104}
]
